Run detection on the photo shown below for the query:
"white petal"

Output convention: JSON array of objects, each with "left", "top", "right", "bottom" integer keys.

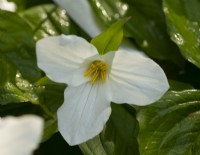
[
  {"left": 119, "top": 42, "right": 147, "bottom": 57},
  {"left": 57, "top": 82, "right": 111, "bottom": 145},
  {"left": 0, "top": 115, "right": 43, "bottom": 155},
  {"left": 0, "top": 0, "right": 16, "bottom": 12},
  {"left": 53, "top": 0, "right": 102, "bottom": 37},
  {"left": 36, "top": 35, "right": 98, "bottom": 86},
  {"left": 108, "top": 50, "right": 169, "bottom": 105}
]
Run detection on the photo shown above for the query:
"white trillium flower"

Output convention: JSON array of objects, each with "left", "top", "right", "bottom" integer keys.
[
  {"left": 36, "top": 34, "right": 169, "bottom": 145},
  {"left": 0, "top": 115, "right": 44, "bottom": 155}
]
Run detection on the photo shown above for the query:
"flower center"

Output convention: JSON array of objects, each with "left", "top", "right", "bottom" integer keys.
[{"left": 84, "top": 60, "right": 108, "bottom": 84}]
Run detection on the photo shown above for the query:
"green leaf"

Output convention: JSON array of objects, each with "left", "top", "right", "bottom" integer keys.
[
  {"left": 19, "top": 4, "right": 90, "bottom": 41},
  {"left": 80, "top": 104, "right": 139, "bottom": 155},
  {"left": 40, "top": 83, "right": 66, "bottom": 114},
  {"left": 0, "top": 54, "right": 16, "bottom": 85},
  {"left": 0, "top": 82, "right": 29, "bottom": 105},
  {"left": 0, "top": 49, "right": 40, "bottom": 106},
  {"left": 91, "top": 18, "right": 128, "bottom": 55},
  {"left": 35, "top": 78, "right": 66, "bottom": 140},
  {"left": 0, "top": 72, "right": 40, "bottom": 105},
  {"left": 169, "top": 80, "right": 193, "bottom": 91},
  {"left": 163, "top": 0, "right": 200, "bottom": 68},
  {"left": 88, "top": 0, "right": 184, "bottom": 65},
  {"left": 138, "top": 90, "right": 200, "bottom": 155},
  {"left": 0, "top": 10, "right": 42, "bottom": 82},
  {"left": 42, "top": 118, "right": 58, "bottom": 142}
]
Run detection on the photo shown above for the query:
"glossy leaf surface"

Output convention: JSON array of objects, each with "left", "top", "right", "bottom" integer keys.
[{"left": 138, "top": 90, "right": 200, "bottom": 155}]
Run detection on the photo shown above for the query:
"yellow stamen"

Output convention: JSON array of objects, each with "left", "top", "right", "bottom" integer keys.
[
  {"left": 91, "top": 71, "right": 100, "bottom": 84},
  {"left": 84, "top": 60, "right": 108, "bottom": 84},
  {"left": 101, "top": 71, "right": 107, "bottom": 82}
]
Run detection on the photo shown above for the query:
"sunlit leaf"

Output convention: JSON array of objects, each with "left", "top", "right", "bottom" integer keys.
[
  {"left": 0, "top": 71, "right": 40, "bottom": 105},
  {"left": 19, "top": 4, "right": 89, "bottom": 41},
  {"left": 91, "top": 18, "right": 128, "bottom": 55}
]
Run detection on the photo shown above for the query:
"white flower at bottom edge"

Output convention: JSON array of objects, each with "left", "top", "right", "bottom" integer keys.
[
  {"left": 0, "top": 115, "right": 44, "bottom": 155},
  {"left": 36, "top": 34, "right": 169, "bottom": 145}
]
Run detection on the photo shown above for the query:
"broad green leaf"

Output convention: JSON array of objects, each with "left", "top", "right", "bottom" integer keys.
[
  {"left": 88, "top": 0, "right": 183, "bottom": 65},
  {"left": 0, "top": 10, "right": 42, "bottom": 82},
  {"left": 80, "top": 104, "right": 139, "bottom": 155},
  {"left": 91, "top": 18, "right": 128, "bottom": 55},
  {"left": 138, "top": 90, "right": 200, "bottom": 155},
  {"left": 19, "top": 4, "right": 90, "bottom": 41},
  {"left": 163, "top": 0, "right": 200, "bottom": 68}
]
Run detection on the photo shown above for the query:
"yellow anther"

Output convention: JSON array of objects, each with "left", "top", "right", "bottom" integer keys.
[
  {"left": 91, "top": 71, "right": 100, "bottom": 84},
  {"left": 101, "top": 71, "right": 106, "bottom": 82},
  {"left": 84, "top": 67, "right": 95, "bottom": 77},
  {"left": 84, "top": 60, "right": 108, "bottom": 84}
]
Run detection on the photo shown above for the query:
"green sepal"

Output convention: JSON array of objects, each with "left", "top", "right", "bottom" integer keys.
[{"left": 91, "top": 18, "right": 130, "bottom": 55}]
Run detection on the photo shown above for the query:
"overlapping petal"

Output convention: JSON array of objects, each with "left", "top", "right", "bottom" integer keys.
[
  {"left": 108, "top": 50, "right": 169, "bottom": 105},
  {"left": 0, "top": 115, "right": 43, "bottom": 155},
  {"left": 36, "top": 35, "right": 98, "bottom": 86},
  {"left": 57, "top": 82, "right": 111, "bottom": 145},
  {"left": 53, "top": 0, "right": 102, "bottom": 37}
]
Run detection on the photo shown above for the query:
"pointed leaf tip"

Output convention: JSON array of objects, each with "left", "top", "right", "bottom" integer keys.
[{"left": 91, "top": 18, "right": 130, "bottom": 55}]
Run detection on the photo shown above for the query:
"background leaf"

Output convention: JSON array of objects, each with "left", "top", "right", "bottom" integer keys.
[
  {"left": 19, "top": 4, "right": 90, "bottom": 41},
  {"left": 0, "top": 10, "right": 42, "bottom": 82},
  {"left": 0, "top": 11, "right": 41, "bottom": 105},
  {"left": 163, "top": 0, "right": 200, "bottom": 69},
  {"left": 169, "top": 80, "right": 193, "bottom": 91},
  {"left": 138, "top": 90, "right": 200, "bottom": 155}
]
